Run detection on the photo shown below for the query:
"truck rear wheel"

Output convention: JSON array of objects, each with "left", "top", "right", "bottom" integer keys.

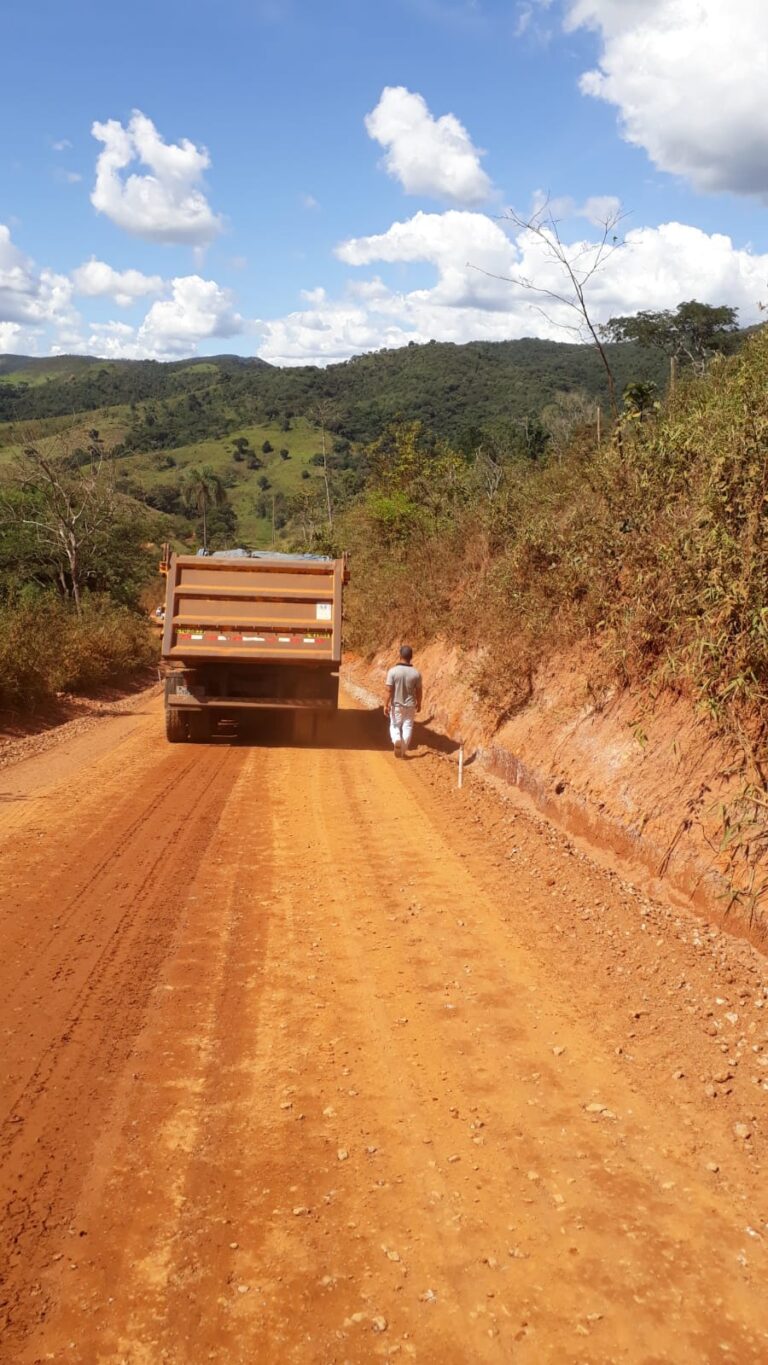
[{"left": 165, "top": 705, "right": 186, "bottom": 744}]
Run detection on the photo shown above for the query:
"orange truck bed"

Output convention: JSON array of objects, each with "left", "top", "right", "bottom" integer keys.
[{"left": 160, "top": 550, "right": 349, "bottom": 742}]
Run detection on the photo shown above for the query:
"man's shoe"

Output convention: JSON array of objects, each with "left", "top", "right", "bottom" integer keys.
[{"left": 393, "top": 739, "right": 402, "bottom": 757}]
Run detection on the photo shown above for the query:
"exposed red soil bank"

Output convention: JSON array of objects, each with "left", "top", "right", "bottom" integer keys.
[{"left": 347, "top": 643, "right": 767, "bottom": 951}]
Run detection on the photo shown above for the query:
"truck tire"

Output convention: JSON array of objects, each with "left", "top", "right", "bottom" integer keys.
[{"left": 165, "top": 705, "right": 187, "bottom": 743}]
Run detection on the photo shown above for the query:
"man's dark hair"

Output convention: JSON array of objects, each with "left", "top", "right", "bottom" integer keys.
[{"left": 399, "top": 644, "right": 413, "bottom": 662}]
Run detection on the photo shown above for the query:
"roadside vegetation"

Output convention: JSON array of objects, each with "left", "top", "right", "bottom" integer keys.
[
  {"left": 1, "top": 312, "right": 761, "bottom": 724},
  {"left": 0, "top": 596, "right": 156, "bottom": 710},
  {"left": 0, "top": 427, "right": 157, "bottom": 712},
  {"left": 345, "top": 324, "right": 768, "bottom": 749}
]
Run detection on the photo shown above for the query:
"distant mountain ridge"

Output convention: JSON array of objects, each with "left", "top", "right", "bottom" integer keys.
[
  {"left": 0, "top": 353, "right": 272, "bottom": 377},
  {"left": 0, "top": 336, "right": 671, "bottom": 441}
]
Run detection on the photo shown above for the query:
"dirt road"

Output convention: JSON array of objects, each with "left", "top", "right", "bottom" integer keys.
[{"left": 1, "top": 690, "right": 767, "bottom": 1363}]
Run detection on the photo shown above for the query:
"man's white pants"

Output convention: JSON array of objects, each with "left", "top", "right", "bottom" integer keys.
[{"left": 389, "top": 703, "right": 416, "bottom": 750}]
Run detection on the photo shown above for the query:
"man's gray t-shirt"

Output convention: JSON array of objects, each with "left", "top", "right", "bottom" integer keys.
[{"left": 386, "top": 663, "right": 421, "bottom": 707}]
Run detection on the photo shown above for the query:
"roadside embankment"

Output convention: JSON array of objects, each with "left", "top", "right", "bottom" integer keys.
[{"left": 346, "top": 642, "right": 768, "bottom": 951}]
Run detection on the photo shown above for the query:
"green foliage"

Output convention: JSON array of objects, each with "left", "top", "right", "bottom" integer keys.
[
  {"left": 622, "top": 381, "right": 659, "bottom": 422},
  {"left": 0, "top": 430, "right": 157, "bottom": 609},
  {"left": 602, "top": 300, "right": 739, "bottom": 368},
  {"left": 3, "top": 326, "right": 745, "bottom": 549},
  {"left": 346, "top": 328, "right": 768, "bottom": 745},
  {"left": 364, "top": 490, "right": 425, "bottom": 544},
  {"left": 1, "top": 335, "right": 674, "bottom": 444},
  {"left": 0, "top": 421, "right": 161, "bottom": 711},
  {"left": 179, "top": 464, "right": 231, "bottom": 550}
]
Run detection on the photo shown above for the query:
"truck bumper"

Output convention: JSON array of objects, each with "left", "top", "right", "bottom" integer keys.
[{"left": 166, "top": 696, "right": 337, "bottom": 711}]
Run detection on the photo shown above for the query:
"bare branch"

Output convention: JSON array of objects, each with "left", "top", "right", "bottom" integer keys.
[
  {"left": 0, "top": 423, "right": 120, "bottom": 612},
  {"left": 475, "top": 198, "right": 627, "bottom": 423}
]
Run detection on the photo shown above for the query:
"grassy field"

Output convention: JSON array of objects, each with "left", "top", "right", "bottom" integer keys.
[
  {"left": 0, "top": 405, "right": 134, "bottom": 453},
  {"left": 0, "top": 356, "right": 110, "bottom": 385},
  {"left": 114, "top": 416, "right": 327, "bottom": 546},
  {"left": 0, "top": 402, "right": 329, "bottom": 548}
]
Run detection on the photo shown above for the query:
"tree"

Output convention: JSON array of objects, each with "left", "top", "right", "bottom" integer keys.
[
  {"left": 261, "top": 439, "right": 273, "bottom": 455},
  {"left": 471, "top": 198, "right": 625, "bottom": 418},
  {"left": 601, "top": 300, "right": 739, "bottom": 374},
  {"left": 310, "top": 399, "right": 336, "bottom": 532},
  {"left": 180, "top": 465, "right": 227, "bottom": 551},
  {"left": 279, "top": 447, "right": 290, "bottom": 460},
  {"left": 289, "top": 483, "right": 328, "bottom": 549},
  {"left": 203, "top": 501, "right": 238, "bottom": 550},
  {"left": 622, "top": 380, "right": 659, "bottom": 423},
  {"left": 364, "top": 421, "right": 466, "bottom": 535},
  {"left": 512, "top": 415, "right": 550, "bottom": 463},
  {"left": 0, "top": 428, "right": 117, "bottom": 613}
]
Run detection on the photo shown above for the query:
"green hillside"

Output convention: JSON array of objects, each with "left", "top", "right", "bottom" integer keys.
[
  {"left": 0, "top": 332, "right": 718, "bottom": 551},
  {"left": 0, "top": 353, "right": 269, "bottom": 415},
  {"left": 0, "top": 336, "right": 667, "bottom": 439},
  {"left": 114, "top": 416, "right": 330, "bottom": 545}
]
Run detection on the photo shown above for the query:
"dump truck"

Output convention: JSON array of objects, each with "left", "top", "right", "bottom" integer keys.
[{"left": 160, "top": 548, "right": 349, "bottom": 743}]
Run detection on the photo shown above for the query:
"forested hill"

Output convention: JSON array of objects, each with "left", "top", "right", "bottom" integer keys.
[
  {"left": 0, "top": 336, "right": 667, "bottom": 442},
  {"left": 0, "top": 354, "right": 271, "bottom": 420}
]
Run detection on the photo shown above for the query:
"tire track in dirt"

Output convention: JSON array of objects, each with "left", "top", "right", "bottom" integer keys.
[
  {"left": 0, "top": 751, "right": 201, "bottom": 1023},
  {"left": 1, "top": 748, "right": 228, "bottom": 1154},
  {"left": 1, "top": 695, "right": 767, "bottom": 1363},
  {"left": 0, "top": 719, "right": 246, "bottom": 1354}
]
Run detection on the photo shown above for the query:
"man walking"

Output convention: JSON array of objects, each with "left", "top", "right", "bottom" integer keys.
[{"left": 384, "top": 645, "right": 423, "bottom": 758}]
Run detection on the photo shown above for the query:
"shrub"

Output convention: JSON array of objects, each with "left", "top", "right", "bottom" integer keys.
[
  {"left": 345, "top": 329, "right": 768, "bottom": 737},
  {"left": 0, "top": 595, "right": 157, "bottom": 711}
]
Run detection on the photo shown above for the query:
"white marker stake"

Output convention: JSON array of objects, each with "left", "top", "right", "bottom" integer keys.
[{"left": 458, "top": 742, "right": 464, "bottom": 789}]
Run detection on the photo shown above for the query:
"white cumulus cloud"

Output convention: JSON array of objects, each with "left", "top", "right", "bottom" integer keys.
[
  {"left": 139, "top": 275, "right": 243, "bottom": 354},
  {"left": 566, "top": 0, "right": 768, "bottom": 198},
  {"left": 338, "top": 209, "right": 517, "bottom": 311},
  {"left": 0, "top": 224, "right": 76, "bottom": 338},
  {"left": 0, "top": 224, "right": 40, "bottom": 325},
  {"left": 0, "top": 321, "right": 24, "bottom": 352},
  {"left": 85, "top": 321, "right": 140, "bottom": 359},
  {"left": 257, "top": 209, "right": 768, "bottom": 365},
  {"left": 87, "top": 276, "right": 245, "bottom": 360},
  {"left": 364, "top": 86, "right": 493, "bottom": 205},
  {"left": 71, "top": 259, "right": 165, "bottom": 307},
  {"left": 90, "top": 111, "right": 224, "bottom": 245}
]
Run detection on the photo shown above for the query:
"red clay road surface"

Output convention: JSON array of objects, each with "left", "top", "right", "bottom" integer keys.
[{"left": 1, "top": 689, "right": 767, "bottom": 1363}]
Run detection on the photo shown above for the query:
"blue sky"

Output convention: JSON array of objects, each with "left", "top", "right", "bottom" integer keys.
[{"left": 2, "top": 0, "right": 767, "bottom": 363}]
